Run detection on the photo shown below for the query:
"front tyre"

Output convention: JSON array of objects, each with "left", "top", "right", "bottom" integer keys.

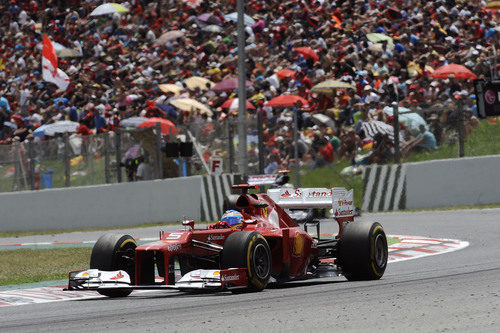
[
  {"left": 90, "top": 233, "right": 137, "bottom": 297},
  {"left": 221, "top": 231, "right": 271, "bottom": 292},
  {"left": 339, "top": 221, "right": 388, "bottom": 281}
]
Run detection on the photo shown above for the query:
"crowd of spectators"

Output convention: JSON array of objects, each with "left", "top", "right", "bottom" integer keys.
[{"left": 0, "top": 0, "right": 497, "bottom": 175}]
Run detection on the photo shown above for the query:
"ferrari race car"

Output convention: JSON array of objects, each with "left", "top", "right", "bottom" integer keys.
[{"left": 66, "top": 185, "right": 388, "bottom": 297}]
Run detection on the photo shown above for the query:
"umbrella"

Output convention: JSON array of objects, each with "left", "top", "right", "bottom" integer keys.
[
  {"left": 4, "top": 121, "right": 17, "bottom": 130},
  {"left": 158, "top": 84, "right": 182, "bottom": 95},
  {"left": 37, "top": 120, "right": 80, "bottom": 137},
  {"left": 123, "top": 144, "right": 141, "bottom": 160},
  {"left": 486, "top": 1, "right": 500, "bottom": 9},
  {"left": 56, "top": 48, "right": 81, "bottom": 58},
  {"left": 221, "top": 98, "right": 255, "bottom": 110},
  {"left": 184, "top": 76, "right": 214, "bottom": 90},
  {"left": 211, "top": 78, "right": 253, "bottom": 92},
  {"left": 430, "top": 64, "right": 477, "bottom": 80},
  {"left": 156, "top": 30, "right": 184, "bottom": 44},
  {"left": 275, "top": 69, "right": 296, "bottom": 79},
  {"left": 169, "top": 98, "right": 213, "bottom": 116},
  {"left": 138, "top": 117, "right": 178, "bottom": 135},
  {"left": 89, "top": 3, "right": 129, "bottom": 16},
  {"left": 382, "top": 106, "right": 428, "bottom": 136},
  {"left": 386, "top": 8, "right": 402, "bottom": 20},
  {"left": 360, "top": 121, "right": 403, "bottom": 143},
  {"left": 156, "top": 104, "right": 179, "bottom": 118},
  {"left": 311, "top": 114, "right": 336, "bottom": 128},
  {"left": 120, "top": 116, "right": 149, "bottom": 128},
  {"left": 224, "top": 12, "right": 255, "bottom": 26},
  {"left": 293, "top": 47, "right": 319, "bottom": 62},
  {"left": 36, "top": 41, "right": 65, "bottom": 51},
  {"left": 197, "top": 13, "right": 222, "bottom": 25},
  {"left": 202, "top": 24, "right": 224, "bottom": 33},
  {"left": 366, "top": 33, "right": 394, "bottom": 48},
  {"left": 265, "top": 95, "right": 308, "bottom": 108},
  {"left": 184, "top": 0, "right": 202, "bottom": 8},
  {"left": 311, "top": 80, "right": 356, "bottom": 94}
]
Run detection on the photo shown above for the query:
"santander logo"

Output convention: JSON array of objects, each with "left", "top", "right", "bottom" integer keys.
[{"left": 110, "top": 271, "right": 124, "bottom": 280}]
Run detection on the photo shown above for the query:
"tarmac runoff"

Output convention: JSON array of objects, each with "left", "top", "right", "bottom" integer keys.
[{"left": 0, "top": 235, "right": 469, "bottom": 307}]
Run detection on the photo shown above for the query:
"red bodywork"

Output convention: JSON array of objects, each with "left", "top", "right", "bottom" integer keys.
[{"left": 134, "top": 192, "right": 347, "bottom": 286}]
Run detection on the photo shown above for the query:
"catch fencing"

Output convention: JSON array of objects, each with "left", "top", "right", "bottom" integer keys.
[{"left": 0, "top": 127, "right": 164, "bottom": 193}]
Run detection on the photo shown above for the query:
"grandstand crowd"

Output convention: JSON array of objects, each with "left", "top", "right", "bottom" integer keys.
[{"left": 0, "top": 0, "right": 497, "bottom": 173}]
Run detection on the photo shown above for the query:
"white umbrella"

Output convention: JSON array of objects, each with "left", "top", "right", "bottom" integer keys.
[
  {"left": 90, "top": 3, "right": 129, "bottom": 17},
  {"left": 42, "top": 120, "right": 80, "bottom": 136},
  {"left": 311, "top": 114, "right": 336, "bottom": 128},
  {"left": 120, "top": 117, "right": 148, "bottom": 128},
  {"left": 56, "top": 48, "right": 82, "bottom": 58},
  {"left": 202, "top": 25, "right": 224, "bottom": 33},
  {"left": 224, "top": 12, "right": 255, "bottom": 26},
  {"left": 382, "top": 106, "right": 428, "bottom": 136},
  {"left": 156, "top": 30, "right": 184, "bottom": 44}
]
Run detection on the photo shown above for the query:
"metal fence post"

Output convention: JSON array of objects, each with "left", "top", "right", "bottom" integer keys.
[
  {"left": 156, "top": 123, "right": 163, "bottom": 179},
  {"left": 64, "top": 134, "right": 70, "bottom": 187},
  {"left": 227, "top": 119, "right": 234, "bottom": 174},
  {"left": 104, "top": 132, "right": 111, "bottom": 183},
  {"left": 457, "top": 98, "right": 465, "bottom": 157},
  {"left": 116, "top": 128, "right": 122, "bottom": 183},
  {"left": 293, "top": 107, "right": 300, "bottom": 188},
  {"left": 392, "top": 102, "right": 401, "bottom": 164},
  {"left": 28, "top": 140, "right": 35, "bottom": 190},
  {"left": 257, "top": 109, "right": 265, "bottom": 174}
]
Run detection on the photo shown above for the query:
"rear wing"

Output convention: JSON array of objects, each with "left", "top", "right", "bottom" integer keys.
[
  {"left": 267, "top": 187, "right": 355, "bottom": 219},
  {"left": 247, "top": 170, "right": 290, "bottom": 186}
]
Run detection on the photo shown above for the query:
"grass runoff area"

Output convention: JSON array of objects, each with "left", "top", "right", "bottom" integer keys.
[
  {"left": 1, "top": 120, "right": 499, "bottom": 286},
  {"left": 0, "top": 238, "right": 401, "bottom": 286}
]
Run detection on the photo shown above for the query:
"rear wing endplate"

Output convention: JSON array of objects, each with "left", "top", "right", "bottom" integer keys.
[{"left": 267, "top": 187, "right": 355, "bottom": 219}]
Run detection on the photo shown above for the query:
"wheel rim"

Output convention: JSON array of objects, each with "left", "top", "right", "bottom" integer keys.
[
  {"left": 253, "top": 243, "right": 270, "bottom": 279},
  {"left": 374, "top": 234, "right": 387, "bottom": 268}
]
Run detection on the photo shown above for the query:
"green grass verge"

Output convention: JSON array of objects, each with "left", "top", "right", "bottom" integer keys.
[{"left": 0, "top": 248, "right": 91, "bottom": 286}]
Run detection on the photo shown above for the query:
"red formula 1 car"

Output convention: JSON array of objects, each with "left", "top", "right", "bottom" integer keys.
[{"left": 66, "top": 185, "right": 388, "bottom": 297}]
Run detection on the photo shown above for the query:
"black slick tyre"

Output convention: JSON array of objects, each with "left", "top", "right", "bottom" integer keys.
[
  {"left": 90, "top": 233, "right": 137, "bottom": 297},
  {"left": 221, "top": 231, "right": 271, "bottom": 292},
  {"left": 339, "top": 221, "right": 388, "bottom": 281}
]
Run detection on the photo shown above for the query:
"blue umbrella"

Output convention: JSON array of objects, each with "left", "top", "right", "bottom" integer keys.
[
  {"left": 157, "top": 104, "right": 178, "bottom": 118},
  {"left": 383, "top": 106, "right": 428, "bottom": 136},
  {"left": 224, "top": 12, "right": 255, "bottom": 26},
  {"left": 33, "top": 124, "right": 48, "bottom": 139}
]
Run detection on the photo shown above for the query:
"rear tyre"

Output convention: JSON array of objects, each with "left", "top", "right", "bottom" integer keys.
[
  {"left": 90, "top": 233, "right": 137, "bottom": 297},
  {"left": 221, "top": 231, "right": 271, "bottom": 292},
  {"left": 339, "top": 221, "right": 388, "bottom": 281}
]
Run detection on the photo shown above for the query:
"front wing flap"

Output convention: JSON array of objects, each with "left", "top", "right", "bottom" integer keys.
[{"left": 65, "top": 268, "right": 249, "bottom": 292}]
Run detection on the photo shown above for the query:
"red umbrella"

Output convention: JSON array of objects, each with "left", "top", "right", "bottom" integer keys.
[
  {"left": 211, "top": 78, "right": 253, "bottom": 92},
  {"left": 221, "top": 98, "right": 255, "bottom": 110},
  {"left": 293, "top": 47, "right": 319, "bottom": 62},
  {"left": 138, "top": 117, "right": 178, "bottom": 135},
  {"left": 265, "top": 95, "right": 309, "bottom": 108},
  {"left": 275, "top": 69, "right": 296, "bottom": 79},
  {"left": 430, "top": 64, "right": 477, "bottom": 80}
]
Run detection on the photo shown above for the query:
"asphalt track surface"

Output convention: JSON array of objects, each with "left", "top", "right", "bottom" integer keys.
[{"left": 0, "top": 209, "right": 499, "bottom": 332}]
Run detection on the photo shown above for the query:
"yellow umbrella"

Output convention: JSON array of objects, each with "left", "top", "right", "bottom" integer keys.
[
  {"left": 184, "top": 76, "right": 214, "bottom": 91},
  {"left": 311, "top": 80, "right": 356, "bottom": 94},
  {"left": 366, "top": 33, "right": 394, "bottom": 48},
  {"left": 169, "top": 98, "right": 213, "bottom": 116},
  {"left": 158, "top": 84, "right": 182, "bottom": 95},
  {"left": 486, "top": 1, "right": 500, "bottom": 9}
]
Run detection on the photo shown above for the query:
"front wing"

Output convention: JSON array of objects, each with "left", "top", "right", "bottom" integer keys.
[{"left": 65, "top": 268, "right": 249, "bottom": 292}]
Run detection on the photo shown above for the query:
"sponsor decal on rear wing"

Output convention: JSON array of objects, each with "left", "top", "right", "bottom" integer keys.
[
  {"left": 267, "top": 187, "right": 354, "bottom": 218},
  {"left": 248, "top": 174, "right": 278, "bottom": 186}
]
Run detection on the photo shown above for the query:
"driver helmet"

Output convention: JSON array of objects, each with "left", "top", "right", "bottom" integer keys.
[{"left": 220, "top": 210, "right": 243, "bottom": 228}]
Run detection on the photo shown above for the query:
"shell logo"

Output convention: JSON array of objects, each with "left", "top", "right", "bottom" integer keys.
[
  {"left": 338, "top": 199, "right": 342, "bottom": 206},
  {"left": 213, "top": 271, "right": 220, "bottom": 276},
  {"left": 82, "top": 272, "right": 89, "bottom": 277},
  {"left": 294, "top": 233, "right": 303, "bottom": 255}
]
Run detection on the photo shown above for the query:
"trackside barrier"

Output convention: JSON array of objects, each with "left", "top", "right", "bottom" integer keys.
[
  {"left": 363, "top": 155, "right": 500, "bottom": 211},
  {"left": 0, "top": 174, "right": 239, "bottom": 232}
]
